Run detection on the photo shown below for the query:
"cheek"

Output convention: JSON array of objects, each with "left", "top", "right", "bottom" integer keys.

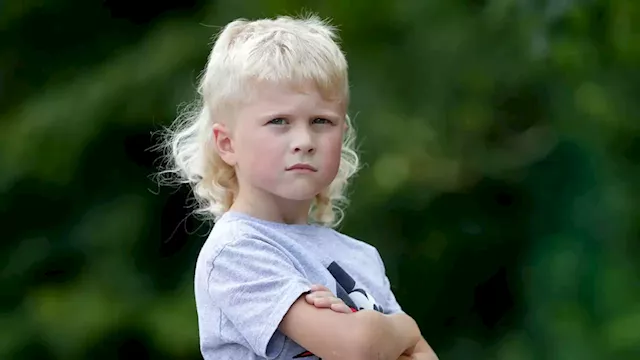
[
  {"left": 239, "top": 132, "right": 284, "bottom": 175},
  {"left": 321, "top": 132, "right": 344, "bottom": 168}
]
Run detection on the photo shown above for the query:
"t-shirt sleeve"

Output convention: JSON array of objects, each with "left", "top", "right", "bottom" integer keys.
[
  {"left": 375, "top": 249, "right": 404, "bottom": 315},
  {"left": 381, "top": 274, "right": 404, "bottom": 314},
  {"left": 207, "top": 236, "right": 312, "bottom": 358}
]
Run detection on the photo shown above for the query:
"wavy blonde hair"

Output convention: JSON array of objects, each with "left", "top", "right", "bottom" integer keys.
[{"left": 157, "top": 14, "right": 360, "bottom": 227}]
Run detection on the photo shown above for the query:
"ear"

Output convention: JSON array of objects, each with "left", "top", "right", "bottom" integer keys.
[{"left": 212, "top": 123, "right": 236, "bottom": 166}]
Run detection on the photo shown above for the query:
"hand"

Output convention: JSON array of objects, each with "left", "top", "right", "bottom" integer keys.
[{"left": 305, "top": 284, "right": 353, "bottom": 314}]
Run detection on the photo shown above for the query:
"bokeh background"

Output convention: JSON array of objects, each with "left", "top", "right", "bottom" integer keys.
[{"left": 2, "top": 0, "right": 639, "bottom": 359}]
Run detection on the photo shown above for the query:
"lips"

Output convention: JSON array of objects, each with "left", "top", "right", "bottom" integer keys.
[{"left": 286, "top": 163, "right": 317, "bottom": 172}]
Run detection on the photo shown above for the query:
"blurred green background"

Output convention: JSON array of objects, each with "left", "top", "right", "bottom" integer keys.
[{"left": 2, "top": 0, "right": 639, "bottom": 359}]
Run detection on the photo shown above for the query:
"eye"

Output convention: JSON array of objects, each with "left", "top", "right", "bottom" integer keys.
[
  {"left": 267, "top": 118, "right": 288, "bottom": 125},
  {"left": 312, "top": 118, "right": 334, "bottom": 125}
]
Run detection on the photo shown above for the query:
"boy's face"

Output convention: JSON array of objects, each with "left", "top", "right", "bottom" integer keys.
[{"left": 227, "top": 80, "right": 346, "bottom": 202}]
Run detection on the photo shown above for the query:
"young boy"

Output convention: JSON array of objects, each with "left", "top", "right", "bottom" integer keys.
[{"left": 159, "top": 14, "right": 437, "bottom": 359}]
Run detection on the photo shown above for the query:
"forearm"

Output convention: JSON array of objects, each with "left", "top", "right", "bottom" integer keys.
[
  {"left": 355, "top": 311, "right": 421, "bottom": 360},
  {"left": 411, "top": 336, "right": 439, "bottom": 359}
]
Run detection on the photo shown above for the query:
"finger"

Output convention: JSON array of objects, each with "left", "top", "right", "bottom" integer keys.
[
  {"left": 305, "top": 292, "right": 334, "bottom": 307},
  {"left": 304, "top": 293, "right": 315, "bottom": 305},
  {"left": 305, "top": 291, "right": 321, "bottom": 303},
  {"left": 310, "top": 284, "right": 331, "bottom": 292},
  {"left": 306, "top": 291, "right": 334, "bottom": 300},
  {"left": 313, "top": 301, "right": 333, "bottom": 309},
  {"left": 330, "top": 302, "right": 353, "bottom": 314},
  {"left": 313, "top": 296, "right": 345, "bottom": 308},
  {"left": 311, "top": 297, "right": 334, "bottom": 308}
]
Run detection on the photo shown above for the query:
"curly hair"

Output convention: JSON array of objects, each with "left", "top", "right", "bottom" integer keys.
[{"left": 156, "top": 14, "right": 360, "bottom": 227}]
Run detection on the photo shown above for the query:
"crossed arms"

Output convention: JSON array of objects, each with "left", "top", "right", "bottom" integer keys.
[{"left": 278, "top": 287, "right": 438, "bottom": 360}]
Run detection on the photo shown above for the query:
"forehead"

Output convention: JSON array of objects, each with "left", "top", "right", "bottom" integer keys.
[{"left": 237, "top": 80, "right": 346, "bottom": 115}]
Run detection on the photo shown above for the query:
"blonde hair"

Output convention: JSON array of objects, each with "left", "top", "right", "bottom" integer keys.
[{"left": 157, "top": 15, "right": 360, "bottom": 227}]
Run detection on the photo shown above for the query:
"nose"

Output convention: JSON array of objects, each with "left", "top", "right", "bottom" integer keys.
[
  {"left": 292, "top": 128, "right": 315, "bottom": 154},
  {"left": 294, "top": 143, "right": 315, "bottom": 154}
]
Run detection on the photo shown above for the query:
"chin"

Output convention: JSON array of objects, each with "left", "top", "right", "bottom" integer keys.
[
  {"left": 278, "top": 190, "right": 320, "bottom": 201},
  {"left": 274, "top": 185, "right": 325, "bottom": 201}
]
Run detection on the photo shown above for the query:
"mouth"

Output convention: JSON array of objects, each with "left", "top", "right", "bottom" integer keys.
[{"left": 286, "top": 163, "right": 318, "bottom": 172}]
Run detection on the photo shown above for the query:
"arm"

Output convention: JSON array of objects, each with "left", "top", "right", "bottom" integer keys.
[
  {"left": 279, "top": 295, "right": 422, "bottom": 360},
  {"left": 305, "top": 285, "right": 438, "bottom": 359},
  {"left": 407, "top": 336, "right": 439, "bottom": 359}
]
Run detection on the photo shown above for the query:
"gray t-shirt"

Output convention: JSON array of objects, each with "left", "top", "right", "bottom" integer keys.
[{"left": 194, "top": 211, "right": 403, "bottom": 360}]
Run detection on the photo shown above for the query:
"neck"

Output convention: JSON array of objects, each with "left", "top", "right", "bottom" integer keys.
[{"left": 230, "top": 185, "right": 313, "bottom": 225}]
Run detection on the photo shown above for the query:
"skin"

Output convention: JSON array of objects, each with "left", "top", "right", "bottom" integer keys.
[
  {"left": 307, "top": 285, "right": 439, "bottom": 360},
  {"left": 213, "top": 80, "right": 346, "bottom": 224}
]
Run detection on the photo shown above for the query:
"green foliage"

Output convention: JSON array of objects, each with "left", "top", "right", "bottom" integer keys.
[{"left": 2, "top": 0, "right": 639, "bottom": 358}]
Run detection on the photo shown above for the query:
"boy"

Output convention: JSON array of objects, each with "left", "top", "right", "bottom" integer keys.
[{"left": 159, "top": 14, "right": 437, "bottom": 359}]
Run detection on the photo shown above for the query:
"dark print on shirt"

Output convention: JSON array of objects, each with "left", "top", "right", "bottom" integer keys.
[
  {"left": 292, "top": 261, "right": 384, "bottom": 358},
  {"left": 327, "top": 261, "right": 385, "bottom": 313}
]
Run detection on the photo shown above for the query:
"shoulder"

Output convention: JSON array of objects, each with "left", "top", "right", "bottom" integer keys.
[
  {"left": 196, "top": 213, "right": 312, "bottom": 297},
  {"left": 195, "top": 213, "right": 297, "bottom": 279},
  {"left": 202, "top": 212, "right": 289, "bottom": 252},
  {"left": 328, "top": 229, "right": 382, "bottom": 259}
]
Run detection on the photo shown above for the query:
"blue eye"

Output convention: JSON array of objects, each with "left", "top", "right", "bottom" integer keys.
[
  {"left": 267, "top": 118, "right": 287, "bottom": 125},
  {"left": 313, "top": 118, "right": 333, "bottom": 125}
]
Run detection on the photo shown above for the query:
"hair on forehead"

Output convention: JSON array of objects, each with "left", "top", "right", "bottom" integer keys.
[
  {"left": 199, "top": 15, "right": 350, "bottom": 113},
  {"left": 158, "top": 14, "right": 360, "bottom": 227}
]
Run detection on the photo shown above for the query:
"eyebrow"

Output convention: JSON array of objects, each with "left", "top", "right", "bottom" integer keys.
[{"left": 259, "top": 112, "right": 343, "bottom": 121}]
